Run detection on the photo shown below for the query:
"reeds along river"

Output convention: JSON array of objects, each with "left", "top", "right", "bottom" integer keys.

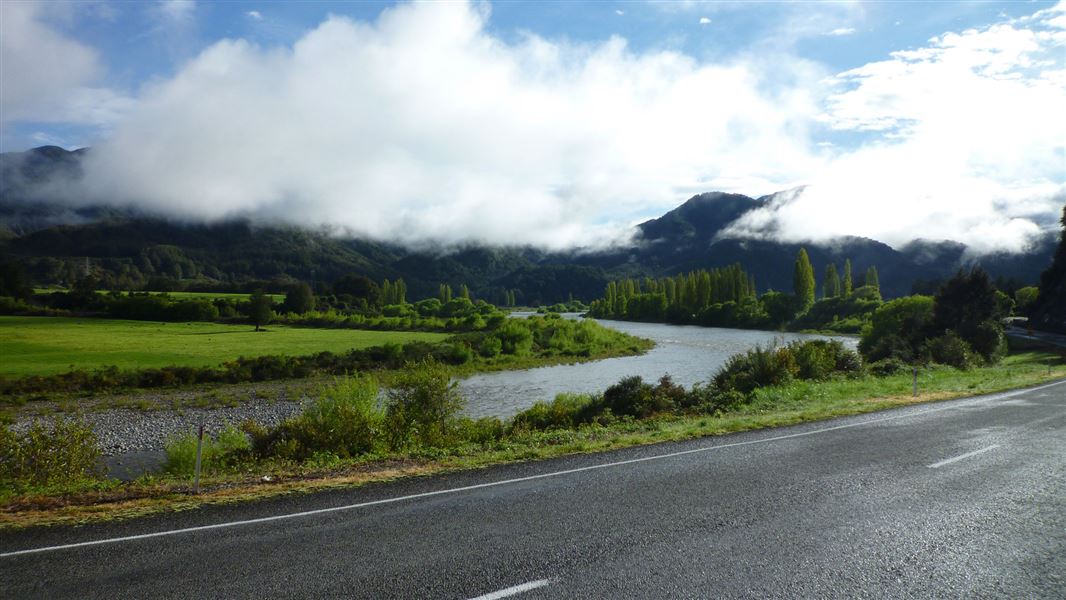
[{"left": 458, "top": 314, "right": 857, "bottom": 419}]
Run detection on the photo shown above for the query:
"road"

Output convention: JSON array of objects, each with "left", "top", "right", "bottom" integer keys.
[{"left": 3, "top": 380, "right": 1065, "bottom": 599}]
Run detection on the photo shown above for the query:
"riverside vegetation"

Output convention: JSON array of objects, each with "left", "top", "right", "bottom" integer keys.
[{"left": 3, "top": 337, "right": 1063, "bottom": 527}]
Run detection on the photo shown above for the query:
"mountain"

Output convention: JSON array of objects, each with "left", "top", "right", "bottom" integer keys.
[{"left": 0, "top": 146, "right": 1059, "bottom": 303}]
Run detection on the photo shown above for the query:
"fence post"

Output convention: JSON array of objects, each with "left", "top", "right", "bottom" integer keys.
[
  {"left": 912, "top": 367, "right": 918, "bottom": 397},
  {"left": 193, "top": 415, "right": 205, "bottom": 494}
]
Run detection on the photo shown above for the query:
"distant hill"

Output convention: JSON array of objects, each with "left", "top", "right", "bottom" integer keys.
[{"left": 0, "top": 145, "right": 1058, "bottom": 303}]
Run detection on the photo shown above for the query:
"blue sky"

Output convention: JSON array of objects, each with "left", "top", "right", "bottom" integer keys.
[
  {"left": 2, "top": 1, "right": 1053, "bottom": 151},
  {"left": 1, "top": 1, "right": 1064, "bottom": 251}
]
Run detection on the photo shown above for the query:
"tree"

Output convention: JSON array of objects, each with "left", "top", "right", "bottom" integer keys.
[
  {"left": 281, "top": 282, "right": 314, "bottom": 314},
  {"left": 864, "top": 266, "right": 880, "bottom": 290},
  {"left": 1030, "top": 204, "right": 1066, "bottom": 332},
  {"left": 1014, "top": 286, "right": 1039, "bottom": 316},
  {"left": 932, "top": 267, "right": 1004, "bottom": 362},
  {"left": 824, "top": 264, "right": 841, "bottom": 299},
  {"left": 249, "top": 289, "right": 274, "bottom": 332},
  {"left": 333, "top": 274, "right": 381, "bottom": 307},
  {"left": 439, "top": 283, "right": 453, "bottom": 303},
  {"left": 858, "top": 295, "right": 934, "bottom": 362},
  {"left": 842, "top": 259, "right": 853, "bottom": 297},
  {"left": 0, "top": 259, "right": 33, "bottom": 300},
  {"left": 793, "top": 248, "right": 815, "bottom": 312}
]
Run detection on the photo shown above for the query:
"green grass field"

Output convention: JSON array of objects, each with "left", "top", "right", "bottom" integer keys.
[
  {"left": 32, "top": 289, "right": 286, "bottom": 301},
  {"left": 0, "top": 316, "right": 447, "bottom": 377}
]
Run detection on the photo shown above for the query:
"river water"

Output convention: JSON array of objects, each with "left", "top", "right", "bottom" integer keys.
[{"left": 458, "top": 315, "right": 856, "bottom": 419}]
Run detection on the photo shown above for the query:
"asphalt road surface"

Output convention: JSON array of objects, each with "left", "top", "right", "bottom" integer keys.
[{"left": 3, "top": 380, "right": 1065, "bottom": 599}]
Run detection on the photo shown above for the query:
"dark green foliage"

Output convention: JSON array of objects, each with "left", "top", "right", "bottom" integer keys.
[
  {"left": 931, "top": 268, "right": 1004, "bottom": 363},
  {"left": 108, "top": 294, "right": 220, "bottom": 322},
  {"left": 248, "top": 289, "right": 274, "bottom": 331},
  {"left": 510, "top": 393, "right": 602, "bottom": 431},
  {"left": 602, "top": 376, "right": 658, "bottom": 419},
  {"left": 1030, "top": 205, "right": 1066, "bottom": 332},
  {"left": 712, "top": 339, "right": 861, "bottom": 396},
  {"left": 0, "top": 259, "right": 33, "bottom": 300},
  {"left": 0, "top": 418, "right": 102, "bottom": 492},
  {"left": 923, "top": 331, "right": 975, "bottom": 369},
  {"left": 867, "top": 358, "right": 908, "bottom": 376},
  {"left": 281, "top": 282, "right": 314, "bottom": 314}
]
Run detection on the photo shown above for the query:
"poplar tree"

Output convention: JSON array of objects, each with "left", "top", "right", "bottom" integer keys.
[
  {"left": 824, "top": 264, "right": 841, "bottom": 298},
  {"left": 865, "top": 266, "right": 880, "bottom": 290},
  {"left": 842, "top": 259, "right": 853, "bottom": 297},
  {"left": 794, "top": 248, "right": 816, "bottom": 311}
]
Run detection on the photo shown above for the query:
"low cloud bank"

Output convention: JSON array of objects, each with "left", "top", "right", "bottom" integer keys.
[{"left": 10, "top": 1, "right": 1066, "bottom": 252}]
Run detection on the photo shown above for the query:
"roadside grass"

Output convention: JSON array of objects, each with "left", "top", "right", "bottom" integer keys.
[
  {"left": 0, "top": 316, "right": 447, "bottom": 377},
  {"left": 2, "top": 349, "right": 1062, "bottom": 529}
]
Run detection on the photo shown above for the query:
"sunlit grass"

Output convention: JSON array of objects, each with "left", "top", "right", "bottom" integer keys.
[{"left": 0, "top": 316, "right": 447, "bottom": 377}]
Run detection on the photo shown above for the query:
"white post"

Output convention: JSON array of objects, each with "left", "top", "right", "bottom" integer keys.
[{"left": 193, "top": 416, "right": 205, "bottom": 494}]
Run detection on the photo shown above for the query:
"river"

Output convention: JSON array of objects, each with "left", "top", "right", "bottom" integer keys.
[{"left": 458, "top": 315, "right": 856, "bottom": 419}]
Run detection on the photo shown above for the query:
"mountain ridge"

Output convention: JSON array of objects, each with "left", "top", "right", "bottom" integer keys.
[{"left": 0, "top": 146, "right": 1057, "bottom": 303}]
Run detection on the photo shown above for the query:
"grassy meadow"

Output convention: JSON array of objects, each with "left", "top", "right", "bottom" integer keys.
[
  {"left": 0, "top": 316, "right": 447, "bottom": 377},
  {"left": 33, "top": 289, "right": 286, "bottom": 302}
]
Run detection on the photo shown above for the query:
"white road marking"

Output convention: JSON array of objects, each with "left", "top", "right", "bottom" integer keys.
[
  {"left": 3, "top": 378, "right": 1065, "bottom": 559},
  {"left": 468, "top": 578, "right": 554, "bottom": 600},
  {"left": 927, "top": 444, "right": 1002, "bottom": 469}
]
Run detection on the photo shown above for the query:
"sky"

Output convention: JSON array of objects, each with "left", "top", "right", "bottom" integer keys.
[{"left": 1, "top": 0, "right": 1064, "bottom": 253}]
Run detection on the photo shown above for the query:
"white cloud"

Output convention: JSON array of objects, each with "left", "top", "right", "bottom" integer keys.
[
  {"left": 78, "top": 1, "right": 822, "bottom": 248},
  {"left": 0, "top": 2, "right": 132, "bottom": 129},
  {"left": 11, "top": 0, "right": 1062, "bottom": 254},
  {"left": 726, "top": 7, "right": 1066, "bottom": 253},
  {"left": 246, "top": 10, "right": 263, "bottom": 21},
  {"left": 615, "top": 9, "right": 624, "bottom": 16},
  {"left": 826, "top": 27, "right": 855, "bottom": 36},
  {"left": 699, "top": 17, "right": 711, "bottom": 25},
  {"left": 158, "top": 0, "right": 195, "bottom": 25}
]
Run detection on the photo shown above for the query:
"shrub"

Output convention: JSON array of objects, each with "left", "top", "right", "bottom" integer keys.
[
  {"left": 249, "top": 376, "right": 383, "bottom": 461},
  {"left": 867, "top": 358, "right": 908, "bottom": 376},
  {"left": 384, "top": 360, "right": 465, "bottom": 450},
  {"left": 0, "top": 418, "right": 102, "bottom": 491},
  {"left": 924, "top": 331, "right": 975, "bottom": 369},
  {"left": 712, "top": 344, "right": 794, "bottom": 395},
  {"left": 164, "top": 423, "right": 251, "bottom": 475},
  {"left": 511, "top": 393, "right": 602, "bottom": 430},
  {"left": 478, "top": 335, "right": 503, "bottom": 358},
  {"left": 859, "top": 296, "right": 934, "bottom": 362}
]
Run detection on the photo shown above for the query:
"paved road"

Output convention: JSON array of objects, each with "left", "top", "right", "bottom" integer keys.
[{"left": 3, "top": 380, "right": 1065, "bottom": 599}]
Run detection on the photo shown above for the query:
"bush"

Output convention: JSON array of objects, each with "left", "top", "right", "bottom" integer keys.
[
  {"left": 712, "top": 344, "right": 794, "bottom": 395},
  {"left": 867, "top": 358, "right": 908, "bottom": 376},
  {"left": 512, "top": 393, "right": 603, "bottom": 430},
  {"left": 924, "top": 331, "right": 975, "bottom": 369},
  {"left": 385, "top": 360, "right": 465, "bottom": 450},
  {"left": 859, "top": 296, "right": 934, "bottom": 362},
  {"left": 0, "top": 418, "right": 102, "bottom": 491},
  {"left": 248, "top": 376, "right": 383, "bottom": 461},
  {"left": 478, "top": 336, "right": 503, "bottom": 358},
  {"left": 164, "top": 423, "right": 251, "bottom": 475}
]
